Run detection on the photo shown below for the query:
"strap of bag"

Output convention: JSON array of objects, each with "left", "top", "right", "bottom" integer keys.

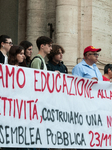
[{"left": 30, "top": 56, "right": 44, "bottom": 69}]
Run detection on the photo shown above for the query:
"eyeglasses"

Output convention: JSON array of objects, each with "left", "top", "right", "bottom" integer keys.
[
  {"left": 89, "top": 53, "right": 99, "bottom": 56},
  {"left": 5, "top": 42, "right": 13, "bottom": 45}
]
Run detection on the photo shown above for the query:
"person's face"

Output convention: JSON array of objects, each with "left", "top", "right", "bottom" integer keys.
[
  {"left": 108, "top": 69, "right": 112, "bottom": 79},
  {"left": 42, "top": 43, "right": 52, "bottom": 54},
  {"left": 2, "top": 38, "right": 13, "bottom": 52},
  {"left": 86, "top": 51, "right": 99, "bottom": 64},
  {"left": 53, "top": 49, "right": 63, "bottom": 63},
  {"left": 25, "top": 46, "right": 33, "bottom": 58},
  {"left": 16, "top": 50, "right": 25, "bottom": 63}
]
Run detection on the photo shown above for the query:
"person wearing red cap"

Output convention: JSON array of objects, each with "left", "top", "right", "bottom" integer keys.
[{"left": 72, "top": 46, "right": 103, "bottom": 81}]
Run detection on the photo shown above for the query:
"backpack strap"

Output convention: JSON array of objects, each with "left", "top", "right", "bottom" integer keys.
[{"left": 30, "top": 56, "right": 44, "bottom": 69}]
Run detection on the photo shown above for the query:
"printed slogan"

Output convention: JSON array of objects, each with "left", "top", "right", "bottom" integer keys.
[{"left": 0, "top": 64, "right": 112, "bottom": 148}]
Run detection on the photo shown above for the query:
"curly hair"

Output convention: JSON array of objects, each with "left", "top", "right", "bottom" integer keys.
[
  {"left": 8, "top": 46, "right": 24, "bottom": 65},
  {"left": 47, "top": 44, "right": 65, "bottom": 61}
]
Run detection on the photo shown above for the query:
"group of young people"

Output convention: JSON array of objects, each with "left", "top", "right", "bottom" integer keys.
[
  {"left": 0, "top": 35, "right": 68, "bottom": 76},
  {"left": 0, "top": 35, "right": 68, "bottom": 150}
]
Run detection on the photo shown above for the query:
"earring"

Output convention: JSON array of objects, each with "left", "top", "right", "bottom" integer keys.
[{"left": 3, "top": 45, "right": 4, "bottom": 48}]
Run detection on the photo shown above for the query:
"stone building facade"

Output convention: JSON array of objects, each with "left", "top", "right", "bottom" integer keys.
[
  {"left": 0, "top": 0, "right": 112, "bottom": 74},
  {"left": 0, "top": 0, "right": 112, "bottom": 149}
]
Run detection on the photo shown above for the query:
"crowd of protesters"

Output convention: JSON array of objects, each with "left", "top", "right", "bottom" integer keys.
[{"left": 0, "top": 34, "right": 112, "bottom": 150}]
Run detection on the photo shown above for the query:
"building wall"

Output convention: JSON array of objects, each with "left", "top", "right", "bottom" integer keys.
[
  {"left": 46, "top": 0, "right": 56, "bottom": 42},
  {"left": 18, "top": 0, "right": 27, "bottom": 43},
  {"left": 0, "top": 0, "right": 18, "bottom": 45},
  {"left": 92, "top": 0, "right": 112, "bottom": 73},
  {"left": 0, "top": 0, "right": 112, "bottom": 149}
]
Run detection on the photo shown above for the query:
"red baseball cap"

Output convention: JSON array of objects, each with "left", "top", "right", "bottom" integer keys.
[{"left": 83, "top": 46, "right": 101, "bottom": 55}]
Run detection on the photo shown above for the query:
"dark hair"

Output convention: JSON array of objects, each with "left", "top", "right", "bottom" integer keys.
[
  {"left": 8, "top": 46, "right": 24, "bottom": 65},
  {"left": 104, "top": 64, "right": 112, "bottom": 74},
  {"left": 47, "top": 44, "right": 65, "bottom": 61},
  {"left": 0, "top": 35, "right": 11, "bottom": 48},
  {"left": 36, "top": 36, "right": 53, "bottom": 50},
  {"left": 19, "top": 40, "right": 33, "bottom": 52},
  {"left": 84, "top": 52, "right": 88, "bottom": 57},
  {"left": 19, "top": 40, "right": 33, "bottom": 64}
]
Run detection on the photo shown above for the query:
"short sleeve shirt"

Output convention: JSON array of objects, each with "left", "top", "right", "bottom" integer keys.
[
  {"left": 102, "top": 75, "right": 110, "bottom": 81},
  {"left": 72, "top": 59, "right": 103, "bottom": 81},
  {"left": 31, "top": 54, "right": 47, "bottom": 70}
]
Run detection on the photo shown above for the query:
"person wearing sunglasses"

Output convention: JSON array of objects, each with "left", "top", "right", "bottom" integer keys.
[
  {"left": 0, "top": 35, "right": 13, "bottom": 64},
  {"left": 72, "top": 46, "right": 103, "bottom": 81}
]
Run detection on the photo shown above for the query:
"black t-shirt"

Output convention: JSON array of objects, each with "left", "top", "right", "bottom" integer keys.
[{"left": 0, "top": 51, "right": 5, "bottom": 64}]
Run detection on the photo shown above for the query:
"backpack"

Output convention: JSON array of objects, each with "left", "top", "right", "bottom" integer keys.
[{"left": 30, "top": 56, "right": 44, "bottom": 69}]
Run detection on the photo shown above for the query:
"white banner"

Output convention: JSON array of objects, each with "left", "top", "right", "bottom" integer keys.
[{"left": 0, "top": 64, "right": 112, "bottom": 149}]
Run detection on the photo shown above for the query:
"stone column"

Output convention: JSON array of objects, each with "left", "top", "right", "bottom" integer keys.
[
  {"left": 56, "top": 0, "right": 78, "bottom": 73},
  {"left": 26, "top": 0, "right": 47, "bottom": 57}
]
